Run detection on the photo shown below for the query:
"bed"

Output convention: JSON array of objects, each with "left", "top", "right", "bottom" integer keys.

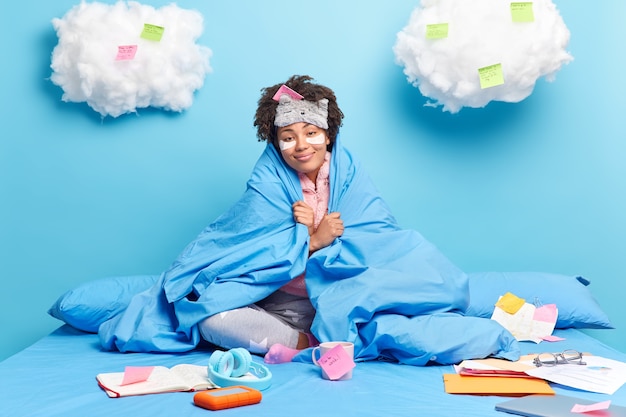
[
  {"left": 1, "top": 271, "right": 624, "bottom": 417},
  {"left": 2, "top": 326, "right": 626, "bottom": 417}
]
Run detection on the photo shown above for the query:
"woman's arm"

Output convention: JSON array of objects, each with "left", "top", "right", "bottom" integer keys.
[{"left": 292, "top": 201, "right": 344, "bottom": 253}]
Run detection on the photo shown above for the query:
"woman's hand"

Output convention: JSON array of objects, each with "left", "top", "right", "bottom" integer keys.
[
  {"left": 292, "top": 201, "right": 315, "bottom": 235},
  {"left": 292, "top": 201, "right": 344, "bottom": 253},
  {"left": 309, "top": 212, "right": 344, "bottom": 253}
]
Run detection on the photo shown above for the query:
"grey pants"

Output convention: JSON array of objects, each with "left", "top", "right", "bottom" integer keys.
[{"left": 198, "top": 291, "right": 315, "bottom": 354}]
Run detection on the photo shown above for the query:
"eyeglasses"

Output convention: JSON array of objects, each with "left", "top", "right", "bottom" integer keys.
[{"left": 533, "top": 349, "right": 586, "bottom": 367}]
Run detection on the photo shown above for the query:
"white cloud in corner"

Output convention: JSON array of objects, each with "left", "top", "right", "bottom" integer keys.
[
  {"left": 50, "top": 1, "right": 212, "bottom": 118},
  {"left": 394, "top": 0, "right": 572, "bottom": 113}
]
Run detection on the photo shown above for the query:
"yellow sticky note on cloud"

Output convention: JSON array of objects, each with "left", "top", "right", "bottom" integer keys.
[
  {"left": 140, "top": 23, "right": 165, "bottom": 41},
  {"left": 478, "top": 63, "right": 505, "bottom": 89},
  {"left": 511, "top": 2, "right": 535, "bottom": 22},
  {"left": 495, "top": 292, "right": 526, "bottom": 314},
  {"left": 426, "top": 23, "right": 449, "bottom": 40}
]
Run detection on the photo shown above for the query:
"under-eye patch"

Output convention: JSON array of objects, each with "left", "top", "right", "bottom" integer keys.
[
  {"left": 306, "top": 134, "right": 325, "bottom": 145},
  {"left": 279, "top": 140, "right": 296, "bottom": 151}
]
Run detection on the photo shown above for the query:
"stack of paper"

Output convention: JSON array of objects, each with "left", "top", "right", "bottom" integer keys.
[
  {"left": 445, "top": 354, "right": 553, "bottom": 395},
  {"left": 446, "top": 354, "right": 626, "bottom": 396}
]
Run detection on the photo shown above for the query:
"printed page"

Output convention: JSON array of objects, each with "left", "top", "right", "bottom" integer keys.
[
  {"left": 524, "top": 355, "right": 626, "bottom": 395},
  {"left": 170, "top": 364, "right": 218, "bottom": 390}
]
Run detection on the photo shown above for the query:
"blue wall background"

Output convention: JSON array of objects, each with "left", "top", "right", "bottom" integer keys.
[{"left": 1, "top": 1, "right": 624, "bottom": 361}]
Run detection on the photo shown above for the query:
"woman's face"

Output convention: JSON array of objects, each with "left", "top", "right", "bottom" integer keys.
[{"left": 277, "top": 122, "right": 330, "bottom": 182}]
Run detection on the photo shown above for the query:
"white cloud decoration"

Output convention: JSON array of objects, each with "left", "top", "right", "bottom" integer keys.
[
  {"left": 50, "top": 1, "right": 212, "bottom": 118},
  {"left": 393, "top": 0, "right": 573, "bottom": 113}
]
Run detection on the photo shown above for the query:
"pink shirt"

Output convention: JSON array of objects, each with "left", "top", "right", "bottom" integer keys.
[{"left": 280, "top": 152, "right": 331, "bottom": 297}]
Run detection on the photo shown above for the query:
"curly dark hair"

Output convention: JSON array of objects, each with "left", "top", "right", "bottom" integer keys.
[{"left": 254, "top": 75, "right": 344, "bottom": 151}]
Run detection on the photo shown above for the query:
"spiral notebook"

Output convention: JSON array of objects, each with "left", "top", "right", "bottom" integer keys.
[{"left": 495, "top": 394, "right": 626, "bottom": 417}]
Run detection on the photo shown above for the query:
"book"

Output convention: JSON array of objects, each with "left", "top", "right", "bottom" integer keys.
[{"left": 97, "top": 364, "right": 218, "bottom": 398}]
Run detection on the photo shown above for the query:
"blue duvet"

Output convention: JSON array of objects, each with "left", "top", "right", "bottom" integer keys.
[{"left": 99, "top": 138, "right": 519, "bottom": 365}]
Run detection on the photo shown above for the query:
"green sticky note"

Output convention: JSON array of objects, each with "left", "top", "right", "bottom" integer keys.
[
  {"left": 140, "top": 23, "right": 165, "bottom": 41},
  {"left": 510, "top": 2, "right": 534, "bottom": 22},
  {"left": 425, "top": 23, "right": 449, "bottom": 40},
  {"left": 478, "top": 63, "right": 505, "bottom": 89}
]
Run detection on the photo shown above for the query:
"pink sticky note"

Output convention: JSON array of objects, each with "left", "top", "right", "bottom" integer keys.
[
  {"left": 121, "top": 366, "right": 154, "bottom": 385},
  {"left": 116, "top": 45, "right": 138, "bottom": 61},
  {"left": 318, "top": 344, "right": 355, "bottom": 380},
  {"left": 533, "top": 304, "right": 558, "bottom": 323},
  {"left": 272, "top": 84, "right": 304, "bottom": 101},
  {"left": 571, "top": 400, "right": 611, "bottom": 413},
  {"left": 542, "top": 335, "right": 566, "bottom": 342}
]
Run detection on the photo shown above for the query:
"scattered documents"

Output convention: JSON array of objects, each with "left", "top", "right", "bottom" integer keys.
[
  {"left": 523, "top": 355, "right": 626, "bottom": 395},
  {"left": 456, "top": 353, "right": 626, "bottom": 395}
]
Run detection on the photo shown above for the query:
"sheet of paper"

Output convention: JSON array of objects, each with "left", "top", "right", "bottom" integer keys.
[
  {"left": 524, "top": 355, "right": 626, "bottom": 395},
  {"left": 491, "top": 296, "right": 557, "bottom": 343},
  {"left": 457, "top": 356, "right": 536, "bottom": 373}
]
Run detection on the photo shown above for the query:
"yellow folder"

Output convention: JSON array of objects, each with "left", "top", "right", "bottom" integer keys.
[{"left": 443, "top": 374, "right": 555, "bottom": 396}]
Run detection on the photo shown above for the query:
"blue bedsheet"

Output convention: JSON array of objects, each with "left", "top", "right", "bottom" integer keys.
[
  {"left": 99, "top": 137, "right": 519, "bottom": 364},
  {"left": 1, "top": 326, "right": 624, "bottom": 417}
]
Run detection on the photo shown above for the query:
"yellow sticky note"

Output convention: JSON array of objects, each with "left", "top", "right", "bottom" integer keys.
[
  {"left": 510, "top": 2, "right": 535, "bottom": 22},
  {"left": 140, "top": 23, "right": 165, "bottom": 41},
  {"left": 495, "top": 292, "right": 526, "bottom": 315},
  {"left": 426, "top": 23, "right": 449, "bottom": 40},
  {"left": 478, "top": 63, "right": 505, "bottom": 89}
]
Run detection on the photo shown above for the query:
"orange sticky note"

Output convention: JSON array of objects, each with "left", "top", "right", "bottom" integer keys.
[{"left": 495, "top": 292, "right": 526, "bottom": 314}]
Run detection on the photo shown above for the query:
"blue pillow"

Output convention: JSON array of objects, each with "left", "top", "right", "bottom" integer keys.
[
  {"left": 465, "top": 272, "right": 612, "bottom": 329},
  {"left": 48, "top": 274, "right": 159, "bottom": 333}
]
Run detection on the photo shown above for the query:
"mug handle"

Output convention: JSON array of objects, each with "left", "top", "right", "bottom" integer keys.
[{"left": 311, "top": 346, "right": 321, "bottom": 366}]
